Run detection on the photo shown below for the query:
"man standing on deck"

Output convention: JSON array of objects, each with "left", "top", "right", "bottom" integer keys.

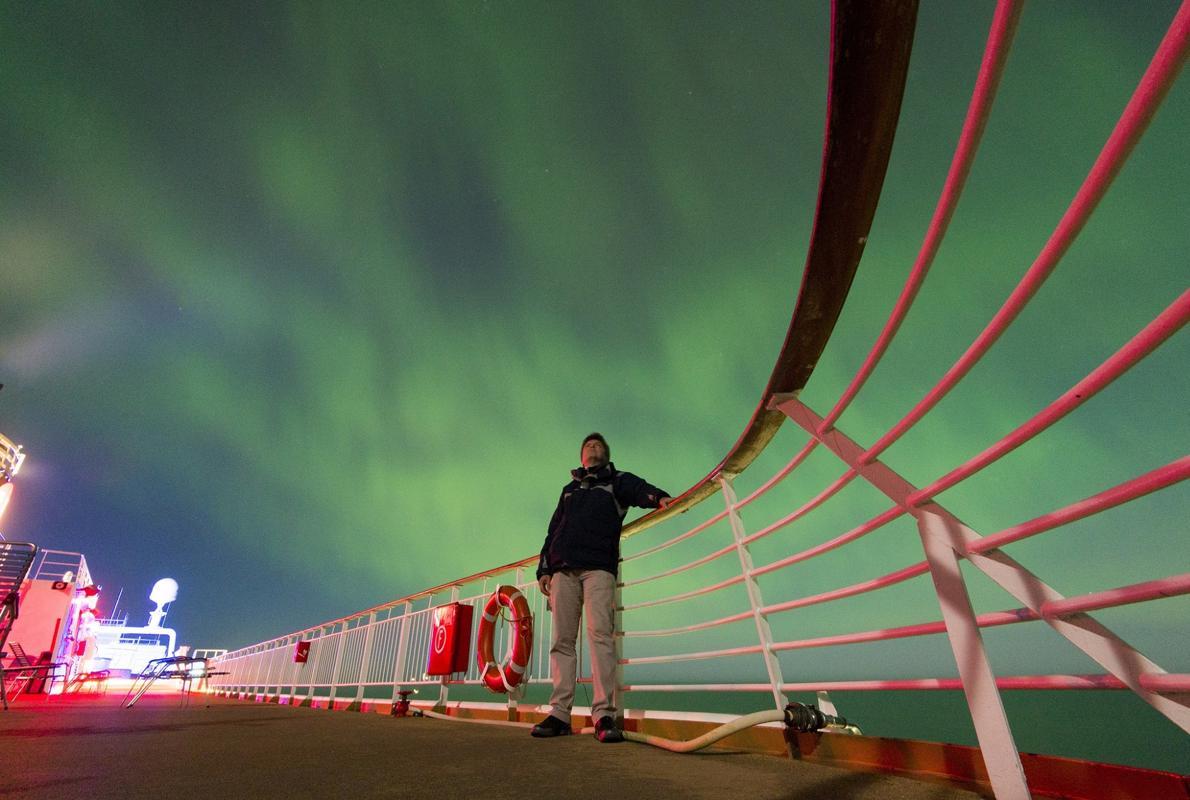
[{"left": 531, "top": 432, "right": 672, "bottom": 743}]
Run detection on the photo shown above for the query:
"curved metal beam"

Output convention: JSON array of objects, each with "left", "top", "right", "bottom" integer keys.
[
  {"left": 624, "top": 0, "right": 919, "bottom": 538},
  {"left": 332, "top": 1, "right": 923, "bottom": 619}
]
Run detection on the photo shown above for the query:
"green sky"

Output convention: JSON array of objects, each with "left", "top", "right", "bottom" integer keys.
[{"left": 0, "top": 1, "right": 1186, "bottom": 763}]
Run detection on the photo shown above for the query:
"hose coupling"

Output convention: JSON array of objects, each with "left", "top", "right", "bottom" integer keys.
[{"left": 783, "top": 702, "right": 849, "bottom": 732}]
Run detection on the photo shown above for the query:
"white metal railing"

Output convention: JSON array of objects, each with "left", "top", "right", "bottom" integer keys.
[
  {"left": 213, "top": 567, "right": 560, "bottom": 708},
  {"left": 0, "top": 432, "right": 24, "bottom": 481},
  {"left": 30, "top": 549, "right": 92, "bottom": 587},
  {"left": 208, "top": 4, "right": 1188, "bottom": 797}
]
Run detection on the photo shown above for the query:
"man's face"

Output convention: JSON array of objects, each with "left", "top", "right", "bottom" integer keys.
[{"left": 581, "top": 438, "right": 608, "bottom": 468}]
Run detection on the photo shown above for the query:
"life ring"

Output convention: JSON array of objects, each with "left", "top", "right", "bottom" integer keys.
[{"left": 476, "top": 585, "right": 534, "bottom": 693}]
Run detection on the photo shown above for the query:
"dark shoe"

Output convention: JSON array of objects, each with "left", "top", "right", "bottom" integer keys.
[
  {"left": 531, "top": 714, "right": 572, "bottom": 738},
  {"left": 594, "top": 716, "right": 623, "bottom": 743}
]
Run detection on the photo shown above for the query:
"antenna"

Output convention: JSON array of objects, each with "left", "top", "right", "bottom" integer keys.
[
  {"left": 110, "top": 587, "right": 125, "bottom": 622},
  {"left": 147, "top": 578, "right": 179, "bottom": 628}
]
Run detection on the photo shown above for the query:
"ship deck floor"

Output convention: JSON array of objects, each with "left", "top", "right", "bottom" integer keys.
[{"left": 0, "top": 693, "right": 985, "bottom": 799}]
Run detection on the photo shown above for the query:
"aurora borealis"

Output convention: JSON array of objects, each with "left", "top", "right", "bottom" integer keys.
[{"left": 0, "top": 0, "right": 1186, "bottom": 768}]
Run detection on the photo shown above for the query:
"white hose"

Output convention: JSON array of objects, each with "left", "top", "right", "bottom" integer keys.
[
  {"left": 417, "top": 705, "right": 860, "bottom": 750},
  {"left": 418, "top": 707, "right": 536, "bottom": 729},
  {"left": 621, "top": 709, "right": 786, "bottom": 752}
]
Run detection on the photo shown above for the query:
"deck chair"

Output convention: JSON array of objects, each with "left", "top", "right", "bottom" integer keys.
[
  {"left": 0, "top": 541, "right": 38, "bottom": 710},
  {"left": 4, "top": 642, "right": 66, "bottom": 704},
  {"left": 124, "top": 656, "right": 210, "bottom": 708}
]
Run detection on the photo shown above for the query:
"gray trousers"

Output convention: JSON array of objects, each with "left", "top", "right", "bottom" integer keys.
[{"left": 547, "top": 568, "right": 618, "bottom": 723}]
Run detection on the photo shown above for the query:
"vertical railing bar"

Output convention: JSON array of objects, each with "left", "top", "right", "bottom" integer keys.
[
  {"left": 414, "top": 612, "right": 425, "bottom": 686},
  {"left": 355, "top": 612, "right": 378, "bottom": 704},
  {"left": 264, "top": 644, "right": 278, "bottom": 696},
  {"left": 256, "top": 644, "right": 269, "bottom": 696},
  {"left": 242, "top": 647, "right": 256, "bottom": 691},
  {"left": 718, "top": 474, "right": 787, "bottom": 711},
  {"left": 255, "top": 647, "right": 264, "bottom": 693},
  {"left": 273, "top": 642, "right": 286, "bottom": 695},
  {"left": 510, "top": 566, "right": 526, "bottom": 719},
  {"left": 918, "top": 511, "right": 1030, "bottom": 800},
  {"left": 378, "top": 619, "right": 396, "bottom": 685},
  {"left": 391, "top": 601, "right": 413, "bottom": 706},
  {"left": 287, "top": 636, "right": 299, "bottom": 703},
  {"left": 267, "top": 642, "right": 280, "bottom": 695},
  {"left": 304, "top": 633, "right": 318, "bottom": 704},
  {"left": 327, "top": 623, "right": 346, "bottom": 708}
]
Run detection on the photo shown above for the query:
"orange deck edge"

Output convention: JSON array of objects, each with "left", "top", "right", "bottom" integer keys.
[{"left": 221, "top": 690, "right": 1188, "bottom": 800}]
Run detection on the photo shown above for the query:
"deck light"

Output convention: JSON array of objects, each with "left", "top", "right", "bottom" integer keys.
[
  {"left": 0, "top": 481, "right": 12, "bottom": 525},
  {"left": 0, "top": 431, "right": 24, "bottom": 528}
]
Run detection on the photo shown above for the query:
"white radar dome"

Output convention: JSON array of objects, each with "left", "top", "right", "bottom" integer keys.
[{"left": 149, "top": 578, "right": 179, "bottom": 605}]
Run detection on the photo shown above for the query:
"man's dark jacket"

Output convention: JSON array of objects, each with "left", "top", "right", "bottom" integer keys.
[{"left": 537, "top": 462, "right": 668, "bottom": 578}]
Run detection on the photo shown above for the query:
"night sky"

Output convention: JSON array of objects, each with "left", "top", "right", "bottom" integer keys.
[{"left": 1, "top": 0, "right": 1186, "bottom": 699}]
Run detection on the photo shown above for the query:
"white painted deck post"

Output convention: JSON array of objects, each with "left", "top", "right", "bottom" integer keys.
[
  {"left": 918, "top": 510, "right": 1030, "bottom": 800},
  {"left": 718, "top": 474, "right": 788, "bottom": 710}
]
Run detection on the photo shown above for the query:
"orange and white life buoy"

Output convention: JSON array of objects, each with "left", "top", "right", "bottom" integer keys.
[{"left": 476, "top": 584, "right": 533, "bottom": 693}]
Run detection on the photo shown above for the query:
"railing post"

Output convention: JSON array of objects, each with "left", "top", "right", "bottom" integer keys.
[
  {"left": 390, "top": 601, "right": 413, "bottom": 707},
  {"left": 509, "top": 567, "right": 526, "bottom": 720},
  {"left": 286, "top": 636, "right": 300, "bottom": 704},
  {"left": 815, "top": 690, "right": 839, "bottom": 717},
  {"left": 918, "top": 510, "right": 1029, "bottom": 800},
  {"left": 261, "top": 646, "right": 271, "bottom": 697},
  {"left": 248, "top": 646, "right": 263, "bottom": 696},
  {"left": 326, "top": 623, "right": 346, "bottom": 709},
  {"left": 355, "top": 612, "right": 378, "bottom": 705},
  {"left": 263, "top": 642, "right": 279, "bottom": 700},
  {"left": 249, "top": 649, "right": 261, "bottom": 698},
  {"left": 258, "top": 644, "right": 271, "bottom": 698},
  {"left": 307, "top": 633, "right": 321, "bottom": 704},
  {"left": 718, "top": 474, "right": 788, "bottom": 710},
  {"left": 239, "top": 649, "right": 252, "bottom": 695},
  {"left": 240, "top": 647, "right": 253, "bottom": 694}
]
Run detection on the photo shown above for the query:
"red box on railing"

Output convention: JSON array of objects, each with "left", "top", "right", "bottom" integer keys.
[
  {"left": 294, "top": 640, "right": 311, "bottom": 663},
  {"left": 426, "top": 602, "right": 473, "bottom": 676}
]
